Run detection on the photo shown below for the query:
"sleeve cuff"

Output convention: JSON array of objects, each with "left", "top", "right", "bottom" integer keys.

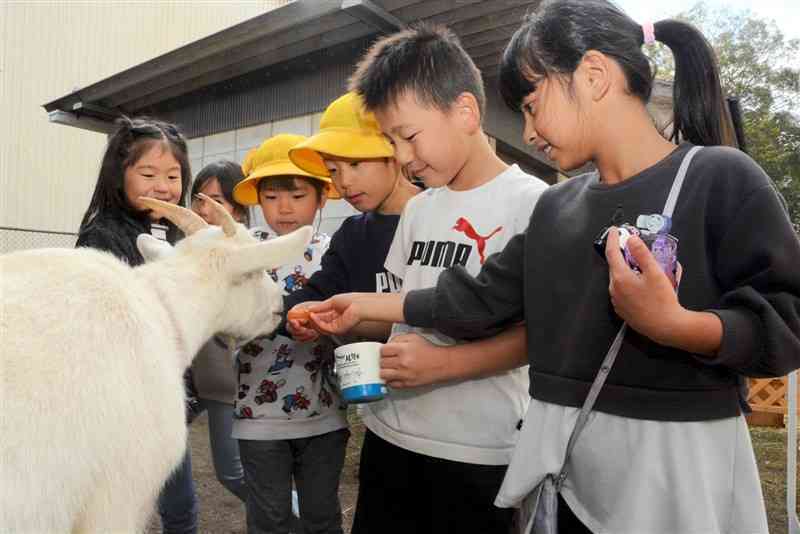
[
  {"left": 703, "top": 308, "right": 761, "bottom": 369},
  {"left": 403, "top": 288, "right": 437, "bottom": 328}
]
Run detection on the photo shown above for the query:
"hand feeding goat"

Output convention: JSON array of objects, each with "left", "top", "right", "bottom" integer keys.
[{"left": 1, "top": 196, "right": 311, "bottom": 533}]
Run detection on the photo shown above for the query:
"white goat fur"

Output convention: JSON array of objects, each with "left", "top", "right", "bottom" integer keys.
[{"left": 0, "top": 223, "right": 312, "bottom": 533}]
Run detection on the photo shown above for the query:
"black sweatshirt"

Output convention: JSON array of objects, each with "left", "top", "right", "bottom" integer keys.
[
  {"left": 284, "top": 211, "right": 401, "bottom": 310},
  {"left": 405, "top": 144, "right": 800, "bottom": 421}
]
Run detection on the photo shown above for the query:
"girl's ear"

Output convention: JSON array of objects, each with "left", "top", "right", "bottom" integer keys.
[{"left": 579, "top": 50, "right": 612, "bottom": 102}]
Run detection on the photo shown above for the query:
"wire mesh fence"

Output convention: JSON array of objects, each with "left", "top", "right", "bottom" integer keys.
[{"left": 0, "top": 227, "right": 77, "bottom": 255}]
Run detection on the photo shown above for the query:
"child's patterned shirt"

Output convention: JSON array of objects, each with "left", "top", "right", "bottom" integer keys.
[{"left": 232, "top": 229, "right": 347, "bottom": 440}]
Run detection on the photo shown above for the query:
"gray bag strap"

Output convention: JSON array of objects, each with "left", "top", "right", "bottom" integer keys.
[
  {"left": 663, "top": 146, "right": 702, "bottom": 218},
  {"left": 554, "top": 145, "right": 702, "bottom": 488}
]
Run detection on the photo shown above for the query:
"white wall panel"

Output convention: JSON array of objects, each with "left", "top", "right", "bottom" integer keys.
[
  {"left": 1, "top": 1, "right": 289, "bottom": 236},
  {"left": 203, "top": 130, "right": 237, "bottom": 157},
  {"left": 236, "top": 123, "right": 273, "bottom": 152}
]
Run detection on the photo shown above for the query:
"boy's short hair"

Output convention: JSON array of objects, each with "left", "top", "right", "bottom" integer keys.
[
  {"left": 348, "top": 23, "right": 485, "bottom": 119},
  {"left": 257, "top": 176, "right": 326, "bottom": 201}
]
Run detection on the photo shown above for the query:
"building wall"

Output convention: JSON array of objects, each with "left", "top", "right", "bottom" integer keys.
[{"left": 0, "top": 1, "right": 289, "bottom": 251}]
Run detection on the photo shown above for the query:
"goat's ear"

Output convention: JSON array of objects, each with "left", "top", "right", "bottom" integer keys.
[
  {"left": 137, "top": 234, "right": 174, "bottom": 263},
  {"left": 230, "top": 226, "right": 313, "bottom": 277}
]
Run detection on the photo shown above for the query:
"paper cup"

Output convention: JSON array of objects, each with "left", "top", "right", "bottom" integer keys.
[{"left": 334, "top": 342, "right": 386, "bottom": 403}]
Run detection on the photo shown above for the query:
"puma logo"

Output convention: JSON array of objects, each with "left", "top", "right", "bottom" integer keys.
[{"left": 452, "top": 217, "right": 503, "bottom": 264}]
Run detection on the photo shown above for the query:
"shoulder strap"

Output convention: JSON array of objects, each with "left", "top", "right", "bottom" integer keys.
[
  {"left": 663, "top": 145, "right": 702, "bottom": 218},
  {"left": 554, "top": 145, "right": 703, "bottom": 488}
]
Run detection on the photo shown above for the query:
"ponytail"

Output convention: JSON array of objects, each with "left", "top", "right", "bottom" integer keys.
[
  {"left": 499, "top": 0, "right": 738, "bottom": 148},
  {"left": 654, "top": 20, "right": 737, "bottom": 147}
]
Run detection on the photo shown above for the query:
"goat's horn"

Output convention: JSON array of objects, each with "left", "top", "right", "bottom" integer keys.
[
  {"left": 138, "top": 197, "right": 208, "bottom": 236},
  {"left": 196, "top": 193, "right": 237, "bottom": 237}
]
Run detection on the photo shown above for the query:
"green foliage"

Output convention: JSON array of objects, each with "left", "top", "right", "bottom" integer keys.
[{"left": 647, "top": 3, "right": 800, "bottom": 230}]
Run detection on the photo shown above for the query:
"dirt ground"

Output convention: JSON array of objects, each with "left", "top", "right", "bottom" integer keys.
[{"left": 147, "top": 414, "right": 795, "bottom": 534}]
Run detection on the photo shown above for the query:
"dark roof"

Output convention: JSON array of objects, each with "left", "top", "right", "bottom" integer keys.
[
  {"left": 43, "top": 0, "right": 539, "bottom": 120},
  {"left": 42, "top": 0, "right": 558, "bottom": 177}
]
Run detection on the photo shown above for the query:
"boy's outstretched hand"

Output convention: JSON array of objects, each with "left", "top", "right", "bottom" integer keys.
[
  {"left": 307, "top": 294, "right": 365, "bottom": 336},
  {"left": 307, "top": 292, "right": 406, "bottom": 337},
  {"left": 286, "top": 304, "right": 320, "bottom": 342}
]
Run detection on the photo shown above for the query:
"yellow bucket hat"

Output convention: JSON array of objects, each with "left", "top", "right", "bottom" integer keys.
[
  {"left": 289, "top": 92, "right": 394, "bottom": 178},
  {"left": 234, "top": 133, "right": 338, "bottom": 205}
]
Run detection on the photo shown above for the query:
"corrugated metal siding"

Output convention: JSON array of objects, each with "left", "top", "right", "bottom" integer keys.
[
  {"left": 1, "top": 1, "right": 288, "bottom": 236},
  {"left": 155, "top": 38, "right": 373, "bottom": 139}
]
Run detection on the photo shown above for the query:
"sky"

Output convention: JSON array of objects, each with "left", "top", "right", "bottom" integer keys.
[{"left": 614, "top": 0, "right": 800, "bottom": 40}]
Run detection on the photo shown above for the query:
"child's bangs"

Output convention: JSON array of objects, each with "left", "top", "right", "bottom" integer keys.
[
  {"left": 259, "top": 176, "right": 326, "bottom": 199},
  {"left": 499, "top": 23, "right": 547, "bottom": 112},
  {"left": 123, "top": 139, "right": 170, "bottom": 168},
  {"left": 260, "top": 176, "right": 304, "bottom": 192}
]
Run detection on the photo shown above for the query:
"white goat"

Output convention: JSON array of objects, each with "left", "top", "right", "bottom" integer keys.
[{"left": 0, "top": 197, "right": 311, "bottom": 533}]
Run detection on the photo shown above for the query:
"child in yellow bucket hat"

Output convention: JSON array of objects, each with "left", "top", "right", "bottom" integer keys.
[
  {"left": 230, "top": 133, "right": 349, "bottom": 533},
  {"left": 234, "top": 133, "right": 338, "bottom": 206},
  {"left": 283, "top": 92, "right": 420, "bottom": 342}
]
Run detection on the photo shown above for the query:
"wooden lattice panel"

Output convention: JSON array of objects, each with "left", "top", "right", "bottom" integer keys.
[{"left": 748, "top": 377, "right": 800, "bottom": 415}]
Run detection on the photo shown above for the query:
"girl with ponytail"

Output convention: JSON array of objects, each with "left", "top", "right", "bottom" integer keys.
[
  {"left": 306, "top": 1, "right": 800, "bottom": 531},
  {"left": 486, "top": 2, "right": 797, "bottom": 531}
]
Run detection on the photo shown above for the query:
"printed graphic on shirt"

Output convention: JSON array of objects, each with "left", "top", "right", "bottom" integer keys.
[
  {"left": 267, "top": 344, "right": 294, "bottom": 374},
  {"left": 304, "top": 344, "right": 337, "bottom": 410},
  {"left": 240, "top": 342, "right": 264, "bottom": 358},
  {"left": 254, "top": 378, "right": 286, "bottom": 404},
  {"left": 452, "top": 217, "right": 503, "bottom": 264},
  {"left": 376, "top": 271, "right": 402, "bottom": 293},
  {"left": 282, "top": 387, "right": 311, "bottom": 414},
  {"left": 407, "top": 241, "right": 473, "bottom": 268},
  {"left": 283, "top": 266, "right": 309, "bottom": 292},
  {"left": 234, "top": 231, "right": 347, "bottom": 430}
]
